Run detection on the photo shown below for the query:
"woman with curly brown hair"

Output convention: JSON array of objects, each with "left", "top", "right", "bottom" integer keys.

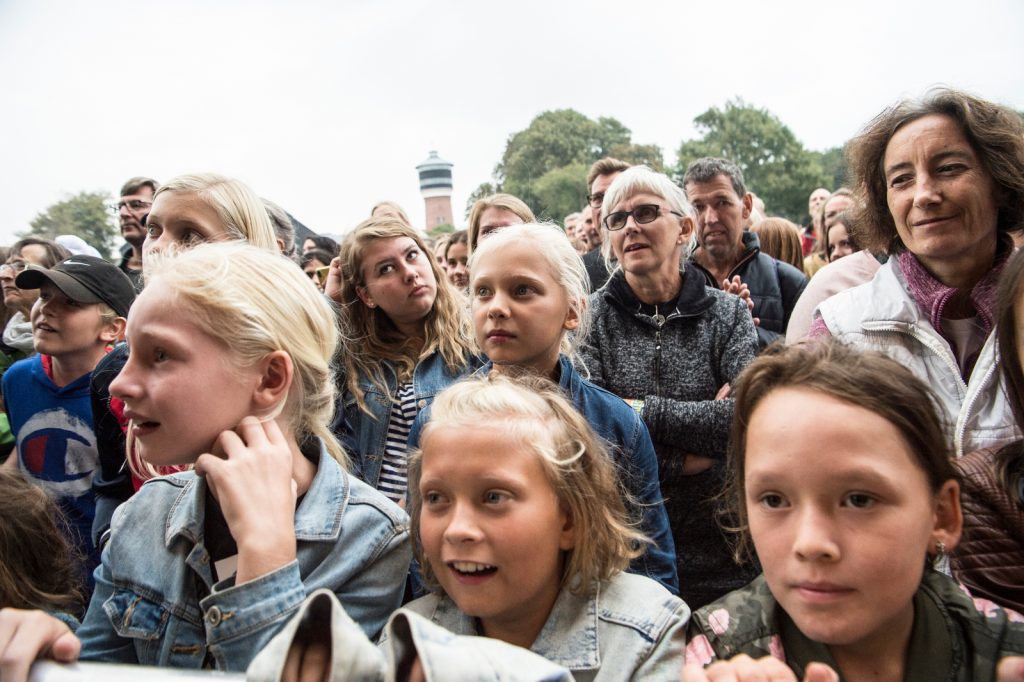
[{"left": 810, "top": 87, "right": 1024, "bottom": 457}]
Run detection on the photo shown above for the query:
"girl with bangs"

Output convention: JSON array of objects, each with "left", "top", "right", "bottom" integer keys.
[{"left": 396, "top": 373, "right": 689, "bottom": 680}]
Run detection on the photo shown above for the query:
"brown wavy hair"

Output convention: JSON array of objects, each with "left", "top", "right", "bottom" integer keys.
[
  {"left": 336, "top": 217, "right": 474, "bottom": 416},
  {"left": 0, "top": 469, "right": 83, "bottom": 614},
  {"left": 847, "top": 87, "right": 1024, "bottom": 255},
  {"left": 994, "top": 248, "right": 1024, "bottom": 501}
]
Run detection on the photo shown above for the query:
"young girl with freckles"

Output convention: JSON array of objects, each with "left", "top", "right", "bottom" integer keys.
[
  {"left": 326, "top": 217, "right": 475, "bottom": 504},
  {"left": 0, "top": 243, "right": 410, "bottom": 680},
  {"left": 683, "top": 342, "right": 1024, "bottom": 682},
  {"left": 394, "top": 374, "right": 688, "bottom": 681},
  {"left": 467, "top": 222, "right": 677, "bottom": 593}
]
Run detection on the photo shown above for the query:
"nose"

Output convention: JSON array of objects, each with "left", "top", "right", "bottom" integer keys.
[
  {"left": 913, "top": 173, "right": 942, "bottom": 208},
  {"left": 443, "top": 501, "right": 483, "bottom": 544},
  {"left": 700, "top": 205, "right": 718, "bottom": 226},
  {"left": 486, "top": 290, "right": 509, "bottom": 319},
  {"left": 792, "top": 506, "right": 840, "bottom": 562},
  {"left": 109, "top": 355, "right": 138, "bottom": 402}
]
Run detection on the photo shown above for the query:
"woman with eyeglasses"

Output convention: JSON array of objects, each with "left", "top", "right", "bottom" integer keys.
[{"left": 579, "top": 165, "right": 761, "bottom": 609}]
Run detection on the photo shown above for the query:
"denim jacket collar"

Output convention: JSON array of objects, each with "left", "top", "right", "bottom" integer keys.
[
  {"left": 477, "top": 356, "right": 583, "bottom": 402},
  {"left": 425, "top": 583, "right": 602, "bottom": 670},
  {"left": 164, "top": 443, "right": 348, "bottom": 549}
]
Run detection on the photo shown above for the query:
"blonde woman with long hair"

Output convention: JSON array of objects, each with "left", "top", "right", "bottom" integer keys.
[{"left": 326, "top": 217, "right": 475, "bottom": 503}]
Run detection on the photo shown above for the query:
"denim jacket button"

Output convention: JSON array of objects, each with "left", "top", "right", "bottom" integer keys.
[
  {"left": 205, "top": 606, "right": 222, "bottom": 626},
  {"left": 417, "top": 399, "right": 427, "bottom": 409}
]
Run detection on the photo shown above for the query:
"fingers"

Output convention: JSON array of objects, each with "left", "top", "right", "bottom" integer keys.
[
  {"left": 324, "top": 257, "right": 344, "bottom": 303},
  {"left": 803, "top": 663, "right": 839, "bottom": 682},
  {"left": 0, "top": 609, "right": 79, "bottom": 682},
  {"left": 684, "top": 655, "right": 799, "bottom": 682},
  {"left": 715, "top": 383, "right": 731, "bottom": 400},
  {"left": 997, "top": 656, "right": 1024, "bottom": 682}
]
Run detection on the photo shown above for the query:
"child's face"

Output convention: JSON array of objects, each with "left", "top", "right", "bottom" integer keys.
[
  {"left": 744, "top": 387, "right": 957, "bottom": 655},
  {"left": 143, "top": 191, "right": 230, "bottom": 257},
  {"left": 356, "top": 236, "right": 437, "bottom": 336},
  {"left": 471, "top": 242, "right": 578, "bottom": 377},
  {"left": 419, "top": 424, "right": 575, "bottom": 645},
  {"left": 30, "top": 282, "right": 114, "bottom": 358},
  {"left": 110, "top": 281, "right": 263, "bottom": 467}
]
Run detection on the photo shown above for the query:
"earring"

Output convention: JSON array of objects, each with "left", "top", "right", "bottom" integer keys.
[{"left": 934, "top": 540, "right": 946, "bottom": 560}]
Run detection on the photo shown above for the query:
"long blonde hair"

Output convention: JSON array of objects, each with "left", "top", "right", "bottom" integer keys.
[
  {"left": 129, "top": 242, "right": 346, "bottom": 478},
  {"left": 337, "top": 217, "right": 474, "bottom": 415}
]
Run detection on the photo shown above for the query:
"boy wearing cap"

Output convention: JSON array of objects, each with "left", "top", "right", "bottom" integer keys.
[{"left": 1, "top": 256, "right": 135, "bottom": 588}]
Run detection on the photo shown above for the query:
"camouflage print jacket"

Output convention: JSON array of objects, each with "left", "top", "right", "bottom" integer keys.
[{"left": 685, "top": 570, "right": 1024, "bottom": 680}]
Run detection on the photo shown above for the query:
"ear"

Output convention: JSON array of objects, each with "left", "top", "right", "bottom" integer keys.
[
  {"left": 741, "top": 192, "right": 753, "bottom": 221},
  {"left": 558, "top": 505, "right": 576, "bottom": 551},
  {"left": 100, "top": 317, "right": 127, "bottom": 344},
  {"left": 355, "top": 285, "right": 376, "bottom": 309},
  {"left": 562, "top": 299, "right": 581, "bottom": 332},
  {"left": 252, "top": 350, "right": 294, "bottom": 411},
  {"left": 677, "top": 216, "right": 695, "bottom": 245},
  {"left": 275, "top": 237, "right": 287, "bottom": 253},
  {"left": 930, "top": 479, "right": 963, "bottom": 555}
]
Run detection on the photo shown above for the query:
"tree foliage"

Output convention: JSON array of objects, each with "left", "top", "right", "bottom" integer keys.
[
  {"left": 673, "top": 100, "right": 830, "bottom": 221},
  {"left": 24, "top": 191, "right": 118, "bottom": 256},
  {"left": 483, "top": 110, "right": 662, "bottom": 221},
  {"left": 818, "top": 146, "right": 848, "bottom": 191}
]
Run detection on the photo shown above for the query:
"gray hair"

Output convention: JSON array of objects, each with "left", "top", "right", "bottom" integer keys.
[
  {"left": 599, "top": 165, "right": 697, "bottom": 273},
  {"left": 682, "top": 157, "right": 747, "bottom": 197}
]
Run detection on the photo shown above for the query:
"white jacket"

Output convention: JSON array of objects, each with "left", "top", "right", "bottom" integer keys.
[{"left": 816, "top": 257, "right": 1018, "bottom": 458}]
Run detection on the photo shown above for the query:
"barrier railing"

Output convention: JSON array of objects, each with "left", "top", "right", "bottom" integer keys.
[{"left": 29, "top": 661, "right": 245, "bottom": 681}]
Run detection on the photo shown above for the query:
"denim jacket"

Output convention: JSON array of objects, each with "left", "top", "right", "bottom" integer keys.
[
  {"left": 393, "top": 572, "right": 689, "bottom": 681},
  {"left": 77, "top": 445, "right": 411, "bottom": 672},
  {"left": 336, "top": 351, "right": 473, "bottom": 489}
]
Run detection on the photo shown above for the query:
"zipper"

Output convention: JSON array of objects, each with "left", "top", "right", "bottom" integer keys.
[
  {"left": 954, "top": 335, "right": 999, "bottom": 458},
  {"left": 654, "top": 326, "right": 663, "bottom": 397},
  {"left": 861, "top": 320, "right": 978, "bottom": 456},
  {"left": 861, "top": 321, "right": 966, "bottom": 397}
]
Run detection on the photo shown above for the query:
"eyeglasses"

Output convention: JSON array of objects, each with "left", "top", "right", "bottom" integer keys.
[
  {"left": 108, "top": 199, "right": 153, "bottom": 214},
  {"left": 0, "top": 260, "right": 29, "bottom": 276},
  {"left": 587, "top": 192, "right": 605, "bottom": 209},
  {"left": 603, "top": 204, "right": 683, "bottom": 231}
]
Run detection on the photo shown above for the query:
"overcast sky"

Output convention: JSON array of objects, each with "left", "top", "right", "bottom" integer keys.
[{"left": 1, "top": 0, "right": 1022, "bottom": 246}]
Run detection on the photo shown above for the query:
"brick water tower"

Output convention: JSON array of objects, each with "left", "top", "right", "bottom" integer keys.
[{"left": 417, "top": 150, "right": 454, "bottom": 230}]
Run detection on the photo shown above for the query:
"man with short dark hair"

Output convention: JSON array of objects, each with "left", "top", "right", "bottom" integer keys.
[
  {"left": 583, "top": 158, "right": 631, "bottom": 291},
  {"left": 114, "top": 176, "right": 158, "bottom": 289},
  {"left": 683, "top": 157, "right": 807, "bottom": 348}
]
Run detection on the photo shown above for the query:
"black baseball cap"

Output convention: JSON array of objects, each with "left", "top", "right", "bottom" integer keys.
[{"left": 16, "top": 256, "right": 136, "bottom": 318}]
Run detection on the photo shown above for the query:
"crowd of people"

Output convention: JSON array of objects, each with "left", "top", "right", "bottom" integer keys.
[{"left": 0, "top": 86, "right": 1022, "bottom": 681}]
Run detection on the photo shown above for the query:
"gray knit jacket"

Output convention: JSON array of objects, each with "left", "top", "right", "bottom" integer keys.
[{"left": 579, "top": 264, "right": 759, "bottom": 608}]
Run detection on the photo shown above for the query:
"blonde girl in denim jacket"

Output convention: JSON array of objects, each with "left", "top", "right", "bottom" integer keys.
[
  {"left": 0, "top": 242, "right": 410, "bottom": 680},
  {"left": 394, "top": 373, "right": 689, "bottom": 681}
]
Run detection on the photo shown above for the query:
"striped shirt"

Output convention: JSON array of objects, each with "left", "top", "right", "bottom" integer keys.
[{"left": 378, "top": 382, "right": 417, "bottom": 503}]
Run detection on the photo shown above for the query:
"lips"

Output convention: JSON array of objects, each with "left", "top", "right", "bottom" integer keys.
[
  {"left": 124, "top": 409, "right": 160, "bottom": 436},
  {"left": 911, "top": 215, "right": 955, "bottom": 228},
  {"left": 486, "top": 329, "right": 515, "bottom": 343},
  {"left": 793, "top": 581, "right": 854, "bottom": 603},
  {"left": 35, "top": 322, "right": 57, "bottom": 334},
  {"left": 410, "top": 284, "right": 431, "bottom": 297},
  {"left": 623, "top": 243, "right": 648, "bottom": 253},
  {"left": 447, "top": 560, "right": 497, "bottom": 584}
]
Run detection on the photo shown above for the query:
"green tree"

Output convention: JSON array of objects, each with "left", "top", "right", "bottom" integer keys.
[
  {"left": 427, "top": 223, "right": 455, "bottom": 240},
  {"left": 818, "top": 146, "right": 848, "bottom": 191},
  {"left": 533, "top": 163, "right": 589, "bottom": 222},
  {"left": 488, "top": 109, "right": 661, "bottom": 218},
  {"left": 673, "top": 100, "right": 830, "bottom": 221},
  {"left": 464, "top": 182, "right": 497, "bottom": 218},
  {"left": 24, "top": 191, "right": 118, "bottom": 256}
]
